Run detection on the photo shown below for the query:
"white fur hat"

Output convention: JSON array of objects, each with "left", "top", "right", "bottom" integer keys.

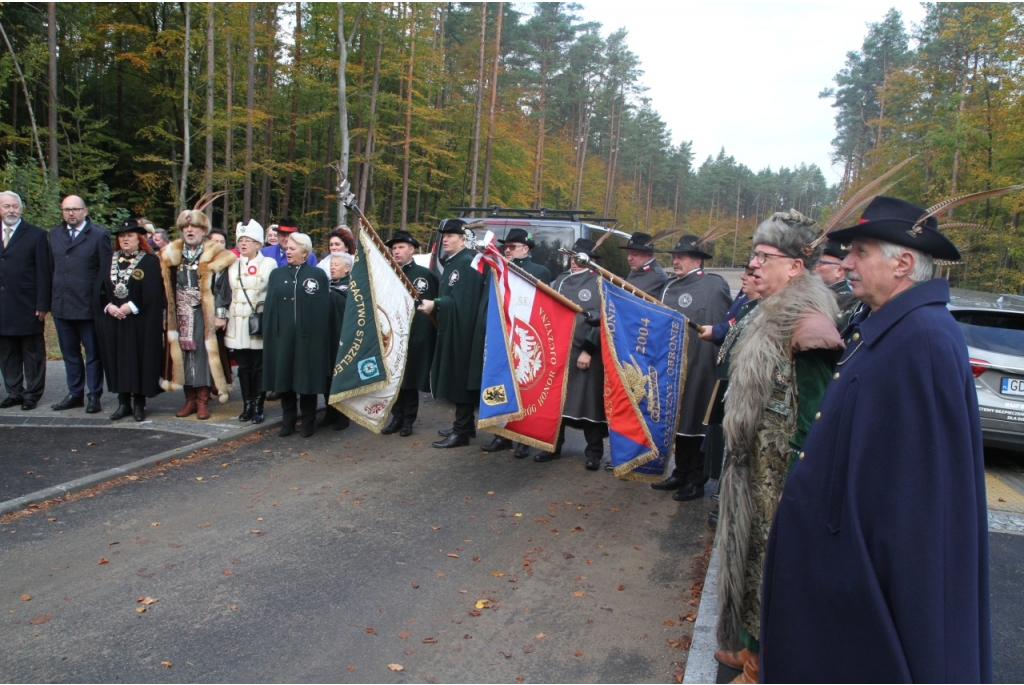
[{"left": 236, "top": 219, "right": 265, "bottom": 245}]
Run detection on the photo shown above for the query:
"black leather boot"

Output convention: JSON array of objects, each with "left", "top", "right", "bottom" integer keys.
[
  {"left": 237, "top": 371, "right": 254, "bottom": 421},
  {"left": 299, "top": 394, "right": 317, "bottom": 437},
  {"left": 381, "top": 416, "right": 401, "bottom": 435},
  {"left": 109, "top": 393, "right": 132, "bottom": 421},
  {"left": 252, "top": 393, "right": 266, "bottom": 424},
  {"left": 133, "top": 394, "right": 146, "bottom": 422}
]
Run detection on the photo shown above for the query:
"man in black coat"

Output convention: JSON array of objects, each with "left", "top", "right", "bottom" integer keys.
[
  {"left": 621, "top": 232, "right": 668, "bottom": 295},
  {"left": 49, "top": 194, "right": 112, "bottom": 413},
  {"left": 0, "top": 191, "right": 52, "bottom": 410},
  {"left": 650, "top": 235, "right": 731, "bottom": 502},
  {"left": 382, "top": 230, "right": 438, "bottom": 437}
]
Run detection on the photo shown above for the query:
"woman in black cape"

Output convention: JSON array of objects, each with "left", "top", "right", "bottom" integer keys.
[{"left": 95, "top": 219, "right": 166, "bottom": 421}]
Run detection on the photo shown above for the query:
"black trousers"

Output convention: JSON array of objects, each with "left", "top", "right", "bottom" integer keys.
[
  {"left": 670, "top": 435, "right": 709, "bottom": 487},
  {"left": 231, "top": 348, "right": 263, "bottom": 401},
  {"left": 0, "top": 333, "right": 46, "bottom": 402},
  {"left": 390, "top": 387, "right": 420, "bottom": 425},
  {"left": 281, "top": 391, "right": 317, "bottom": 427},
  {"left": 552, "top": 420, "right": 606, "bottom": 459},
  {"left": 453, "top": 402, "right": 476, "bottom": 437},
  {"left": 54, "top": 317, "right": 103, "bottom": 398}
]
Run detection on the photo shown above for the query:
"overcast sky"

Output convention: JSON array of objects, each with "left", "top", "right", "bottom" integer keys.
[{"left": 571, "top": 1, "right": 928, "bottom": 183}]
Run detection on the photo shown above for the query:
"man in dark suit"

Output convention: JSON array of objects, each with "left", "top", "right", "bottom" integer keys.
[
  {"left": 0, "top": 191, "right": 52, "bottom": 410},
  {"left": 49, "top": 195, "right": 112, "bottom": 413}
]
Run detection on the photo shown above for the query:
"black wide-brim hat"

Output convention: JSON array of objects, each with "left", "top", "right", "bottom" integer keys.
[
  {"left": 385, "top": 230, "right": 420, "bottom": 249},
  {"left": 666, "top": 234, "right": 712, "bottom": 260},
  {"left": 619, "top": 232, "right": 656, "bottom": 252},
  {"left": 498, "top": 227, "right": 535, "bottom": 249},
  {"left": 114, "top": 219, "right": 149, "bottom": 236},
  {"left": 571, "top": 238, "right": 601, "bottom": 259},
  {"left": 438, "top": 218, "right": 467, "bottom": 235},
  {"left": 822, "top": 239, "right": 848, "bottom": 260},
  {"left": 830, "top": 196, "right": 961, "bottom": 261}
]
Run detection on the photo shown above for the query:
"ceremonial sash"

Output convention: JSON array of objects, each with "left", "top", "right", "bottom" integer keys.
[
  {"left": 329, "top": 229, "right": 415, "bottom": 431},
  {"left": 600, "top": 279, "right": 689, "bottom": 481},
  {"left": 475, "top": 241, "right": 576, "bottom": 451}
]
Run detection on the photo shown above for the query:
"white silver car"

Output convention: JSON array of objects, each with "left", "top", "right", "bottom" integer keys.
[{"left": 948, "top": 288, "right": 1024, "bottom": 451}]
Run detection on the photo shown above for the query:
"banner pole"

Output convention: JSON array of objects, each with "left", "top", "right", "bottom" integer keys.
[
  {"left": 558, "top": 248, "right": 706, "bottom": 334},
  {"left": 475, "top": 244, "right": 584, "bottom": 314}
]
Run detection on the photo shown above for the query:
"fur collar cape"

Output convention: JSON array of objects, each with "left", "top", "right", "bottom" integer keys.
[{"left": 158, "top": 238, "right": 237, "bottom": 402}]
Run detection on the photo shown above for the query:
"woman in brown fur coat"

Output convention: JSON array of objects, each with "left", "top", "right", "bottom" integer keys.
[{"left": 158, "top": 209, "right": 236, "bottom": 420}]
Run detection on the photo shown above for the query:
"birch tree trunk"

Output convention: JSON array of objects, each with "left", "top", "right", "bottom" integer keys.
[
  {"left": 399, "top": 9, "right": 416, "bottom": 231},
  {"left": 259, "top": 6, "right": 277, "bottom": 225},
  {"left": 179, "top": 1, "right": 191, "bottom": 211},
  {"left": 204, "top": 2, "right": 215, "bottom": 218},
  {"left": 468, "top": 2, "right": 486, "bottom": 213},
  {"left": 282, "top": 2, "right": 301, "bottom": 218},
  {"left": 223, "top": 22, "right": 233, "bottom": 224},
  {"left": 47, "top": 2, "right": 58, "bottom": 183},
  {"left": 481, "top": 1, "right": 503, "bottom": 209},
  {"left": 358, "top": 32, "right": 382, "bottom": 211},
  {"left": 242, "top": 3, "right": 255, "bottom": 223},
  {"left": 336, "top": 2, "right": 348, "bottom": 224}
]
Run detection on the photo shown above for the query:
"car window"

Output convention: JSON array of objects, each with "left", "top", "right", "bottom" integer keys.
[{"left": 951, "top": 310, "right": 1024, "bottom": 355}]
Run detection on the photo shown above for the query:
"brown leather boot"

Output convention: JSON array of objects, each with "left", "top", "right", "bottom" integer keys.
[
  {"left": 195, "top": 386, "right": 211, "bottom": 420},
  {"left": 175, "top": 386, "right": 198, "bottom": 417},
  {"left": 715, "top": 648, "right": 752, "bottom": 670},
  {"left": 730, "top": 653, "right": 758, "bottom": 684}
]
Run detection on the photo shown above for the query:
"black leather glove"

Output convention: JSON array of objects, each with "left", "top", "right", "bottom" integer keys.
[{"left": 583, "top": 309, "right": 601, "bottom": 327}]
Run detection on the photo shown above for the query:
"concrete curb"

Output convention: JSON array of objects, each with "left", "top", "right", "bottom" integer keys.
[
  {"left": 684, "top": 542, "right": 720, "bottom": 684},
  {"left": 0, "top": 415, "right": 284, "bottom": 517}
]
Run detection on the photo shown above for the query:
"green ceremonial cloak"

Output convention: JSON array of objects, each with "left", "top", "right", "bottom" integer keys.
[
  {"left": 429, "top": 248, "right": 485, "bottom": 405},
  {"left": 402, "top": 260, "right": 438, "bottom": 392},
  {"left": 263, "top": 263, "right": 332, "bottom": 395},
  {"left": 512, "top": 254, "right": 552, "bottom": 285}
]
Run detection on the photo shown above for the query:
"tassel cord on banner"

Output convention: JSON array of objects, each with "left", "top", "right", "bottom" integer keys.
[
  {"left": 477, "top": 245, "right": 584, "bottom": 315},
  {"left": 557, "top": 247, "right": 706, "bottom": 335}
]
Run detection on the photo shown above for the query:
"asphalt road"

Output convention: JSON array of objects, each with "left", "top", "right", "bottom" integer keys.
[
  {"left": 1, "top": 427, "right": 197, "bottom": 502},
  {"left": 991, "top": 532, "right": 1024, "bottom": 684},
  {"left": 0, "top": 403, "right": 710, "bottom": 683}
]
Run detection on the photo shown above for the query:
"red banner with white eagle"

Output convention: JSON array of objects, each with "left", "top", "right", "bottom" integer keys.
[{"left": 474, "top": 237, "right": 577, "bottom": 451}]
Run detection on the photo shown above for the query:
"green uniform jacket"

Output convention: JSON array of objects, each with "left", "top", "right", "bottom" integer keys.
[
  {"left": 263, "top": 263, "right": 332, "bottom": 395},
  {"left": 326, "top": 276, "right": 350, "bottom": 393},
  {"left": 430, "top": 248, "right": 485, "bottom": 405},
  {"left": 402, "top": 261, "right": 438, "bottom": 392},
  {"left": 512, "top": 254, "right": 552, "bottom": 285}
]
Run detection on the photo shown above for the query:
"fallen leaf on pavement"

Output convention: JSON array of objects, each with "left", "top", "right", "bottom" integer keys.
[
  {"left": 250, "top": 530, "right": 263, "bottom": 535},
  {"left": 195, "top": 477, "right": 203, "bottom": 481},
  {"left": 472, "top": 556, "right": 481, "bottom": 562},
  {"left": 398, "top": 630, "right": 411, "bottom": 639},
  {"left": 422, "top": 637, "right": 437, "bottom": 644},
  {"left": 535, "top": 518, "right": 548, "bottom": 523},
  {"left": 570, "top": 526, "right": 583, "bottom": 532},
  {"left": 404, "top": 647, "right": 414, "bottom": 655},
  {"left": 663, "top": 620, "right": 677, "bottom": 626},
  {"left": 387, "top": 663, "right": 404, "bottom": 672},
  {"left": 468, "top": 609, "right": 481, "bottom": 617},
  {"left": 29, "top": 614, "right": 52, "bottom": 625},
  {"left": 474, "top": 600, "right": 489, "bottom": 609},
  {"left": 573, "top": 591, "right": 585, "bottom": 597},
  {"left": 160, "top": 661, "right": 172, "bottom": 668},
  {"left": 459, "top": 590, "right": 468, "bottom": 594},
  {"left": 436, "top": 572, "right": 444, "bottom": 577},
  {"left": 487, "top": 491, "right": 495, "bottom": 495},
  {"left": 150, "top": 522, "right": 160, "bottom": 527},
  {"left": 136, "top": 607, "right": 146, "bottom": 613},
  {"left": 667, "top": 635, "right": 693, "bottom": 650},
  {"left": 535, "top": 633, "right": 546, "bottom": 639},
  {"left": 411, "top": 583, "right": 419, "bottom": 589},
  {"left": 222, "top": 569, "right": 232, "bottom": 576},
  {"left": 107, "top": 541, "right": 119, "bottom": 547},
  {"left": 137, "top": 597, "right": 158, "bottom": 605},
  {"left": 288, "top": 487, "right": 299, "bottom": 491},
  {"left": 683, "top": 613, "right": 696, "bottom": 622},
  {"left": 300, "top": 452, "right": 308, "bottom": 456},
  {"left": 575, "top": 650, "right": 584, "bottom": 657},
  {"left": 365, "top": 628, "right": 375, "bottom": 633},
  {"left": 563, "top": 553, "right": 574, "bottom": 559},
  {"left": 618, "top": 585, "right": 625, "bottom": 591},
  {"left": 21, "top": 594, "right": 30, "bottom": 601},
  {"left": 609, "top": 507, "right": 619, "bottom": 512},
  {"left": 585, "top": 559, "right": 592, "bottom": 564},
  {"left": 87, "top": 442, "right": 95, "bottom": 446},
  {"left": 229, "top": 605, "right": 237, "bottom": 610},
  {"left": 127, "top": 476, "right": 139, "bottom": 481},
  {"left": 500, "top": 650, "right": 511, "bottom": 659},
  {"left": 522, "top": 644, "right": 535, "bottom": 653},
  {"left": 97, "top": 558, "right": 109, "bottom": 565},
  {"left": 431, "top": 526, "right": 440, "bottom": 530},
  {"left": 491, "top": 571, "right": 504, "bottom": 577},
  {"left": 634, "top": 546, "right": 642, "bottom": 551},
  {"left": 447, "top": 553, "right": 459, "bottom": 558}
]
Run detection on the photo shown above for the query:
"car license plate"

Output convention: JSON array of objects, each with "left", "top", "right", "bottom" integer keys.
[{"left": 1001, "top": 377, "right": 1024, "bottom": 396}]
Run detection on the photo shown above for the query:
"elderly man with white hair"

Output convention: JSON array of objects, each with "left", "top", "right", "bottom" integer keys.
[
  {"left": 0, "top": 190, "right": 51, "bottom": 410},
  {"left": 759, "top": 196, "right": 991, "bottom": 683},
  {"left": 262, "top": 232, "right": 332, "bottom": 437}
]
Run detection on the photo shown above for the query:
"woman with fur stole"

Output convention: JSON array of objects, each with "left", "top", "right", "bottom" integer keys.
[{"left": 714, "top": 211, "right": 845, "bottom": 683}]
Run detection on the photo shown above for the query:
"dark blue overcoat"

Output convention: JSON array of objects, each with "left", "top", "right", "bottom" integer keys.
[{"left": 759, "top": 278, "right": 991, "bottom": 683}]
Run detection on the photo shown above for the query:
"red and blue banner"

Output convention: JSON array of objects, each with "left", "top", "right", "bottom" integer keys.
[
  {"left": 475, "top": 238, "right": 576, "bottom": 451},
  {"left": 600, "top": 279, "right": 689, "bottom": 481}
]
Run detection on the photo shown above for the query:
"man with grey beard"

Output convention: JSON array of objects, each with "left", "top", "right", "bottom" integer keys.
[{"left": 0, "top": 191, "right": 51, "bottom": 410}]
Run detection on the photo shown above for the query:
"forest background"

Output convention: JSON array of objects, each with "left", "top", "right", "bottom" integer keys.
[{"left": 0, "top": 2, "right": 1022, "bottom": 293}]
